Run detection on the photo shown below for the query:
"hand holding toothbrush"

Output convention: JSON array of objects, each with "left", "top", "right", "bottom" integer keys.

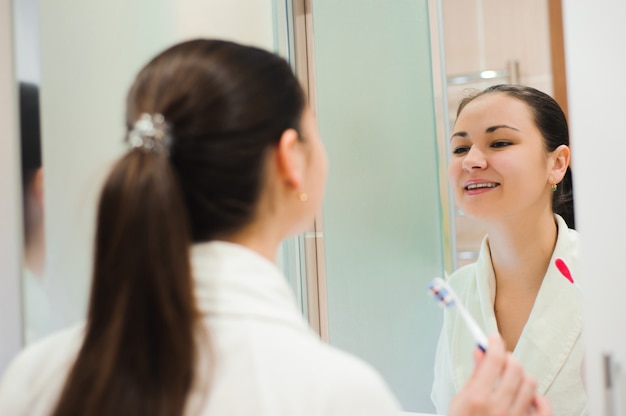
[
  {"left": 448, "top": 334, "right": 553, "bottom": 416},
  {"left": 429, "top": 278, "right": 552, "bottom": 415}
]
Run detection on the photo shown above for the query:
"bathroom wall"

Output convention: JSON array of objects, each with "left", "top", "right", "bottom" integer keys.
[
  {"left": 37, "top": 0, "right": 275, "bottom": 326},
  {"left": 0, "top": 0, "right": 25, "bottom": 372},
  {"left": 443, "top": 0, "right": 553, "bottom": 99},
  {"left": 563, "top": 1, "right": 626, "bottom": 414},
  {"left": 0, "top": 0, "right": 276, "bottom": 372}
]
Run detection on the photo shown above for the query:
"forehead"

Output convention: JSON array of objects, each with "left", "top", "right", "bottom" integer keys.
[{"left": 455, "top": 93, "right": 535, "bottom": 128}]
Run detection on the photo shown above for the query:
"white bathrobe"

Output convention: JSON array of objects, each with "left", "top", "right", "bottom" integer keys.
[
  {"left": 0, "top": 241, "right": 401, "bottom": 415},
  {"left": 432, "top": 215, "right": 587, "bottom": 416}
]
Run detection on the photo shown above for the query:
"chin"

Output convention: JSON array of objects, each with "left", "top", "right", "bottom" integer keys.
[{"left": 456, "top": 205, "right": 497, "bottom": 222}]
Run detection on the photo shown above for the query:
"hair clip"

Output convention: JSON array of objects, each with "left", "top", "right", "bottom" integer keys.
[{"left": 126, "top": 113, "right": 172, "bottom": 154}]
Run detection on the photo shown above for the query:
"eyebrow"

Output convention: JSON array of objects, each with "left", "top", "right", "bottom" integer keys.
[
  {"left": 485, "top": 124, "right": 519, "bottom": 133},
  {"left": 450, "top": 124, "right": 520, "bottom": 140},
  {"left": 450, "top": 131, "right": 468, "bottom": 140}
]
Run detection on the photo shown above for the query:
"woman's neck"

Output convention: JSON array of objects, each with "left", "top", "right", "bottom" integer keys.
[
  {"left": 485, "top": 210, "right": 558, "bottom": 289},
  {"left": 485, "top": 209, "right": 558, "bottom": 351},
  {"left": 218, "top": 221, "right": 284, "bottom": 264}
]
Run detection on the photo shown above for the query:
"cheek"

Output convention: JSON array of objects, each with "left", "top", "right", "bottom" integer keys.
[
  {"left": 447, "top": 159, "right": 461, "bottom": 182},
  {"left": 498, "top": 152, "right": 545, "bottom": 178},
  {"left": 490, "top": 152, "right": 522, "bottom": 173},
  {"left": 447, "top": 161, "right": 465, "bottom": 202}
]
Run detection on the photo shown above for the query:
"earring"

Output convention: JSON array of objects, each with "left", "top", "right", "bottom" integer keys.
[
  {"left": 299, "top": 192, "right": 309, "bottom": 202},
  {"left": 551, "top": 183, "right": 557, "bottom": 192}
]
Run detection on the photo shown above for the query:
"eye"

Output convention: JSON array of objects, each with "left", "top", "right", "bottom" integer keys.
[
  {"left": 491, "top": 141, "right": 512, "bottom": 149},
  {"left": 452, "top": 145, "right": 470, "bottom": 155}
]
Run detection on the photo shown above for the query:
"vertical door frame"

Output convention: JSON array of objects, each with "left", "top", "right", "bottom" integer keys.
[
  {"left": 548, "top": 0, "right": 568, "bottom": 119},
  {"left": 290, "top": 0, "right": 329, "bottom": 341},
  {"left": 427, "top": 0, "right": 456, "bottom": 276}
]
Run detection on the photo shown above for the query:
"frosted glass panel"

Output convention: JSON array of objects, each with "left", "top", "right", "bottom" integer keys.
[{"left": 312, "top": 1, "right": 443, "bottom": 412}]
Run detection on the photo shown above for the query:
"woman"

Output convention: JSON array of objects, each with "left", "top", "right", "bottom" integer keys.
[
  {"left": 0, "top": 41, "right": 549, "bottom": 415},
  {"left": 432, "top": 85, "right": 585, "bottom": 415}
]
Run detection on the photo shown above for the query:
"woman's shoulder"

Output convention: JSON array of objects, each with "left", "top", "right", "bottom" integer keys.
[
  {"left": 6, "top": 323, "right": 84, "bottom": 370},
  {"left": 0, "top": 324, "right": 84, "bottom": 414},
  {"left": 267, "top": 327, "right": 400, "bottom": 412}
]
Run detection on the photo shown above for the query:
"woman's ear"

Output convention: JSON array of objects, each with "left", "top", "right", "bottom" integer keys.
[
  {"left": 275, "top": 128, "right": 304, "bottom": 189},
  {"left": 550, "top": 144, "right": 570, "bottom": 184}
]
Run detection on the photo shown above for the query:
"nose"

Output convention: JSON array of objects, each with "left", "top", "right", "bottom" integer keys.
[{"left": 461, "top": 145, "right": 487, "bottom": 171}]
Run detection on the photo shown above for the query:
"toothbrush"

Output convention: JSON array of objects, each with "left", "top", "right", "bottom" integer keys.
[
  {"left": 554, "top": 258, "right": 581, "bottom": 291},
  {"left": 429, "top": 277, "right": 489, "bottom": 352}
]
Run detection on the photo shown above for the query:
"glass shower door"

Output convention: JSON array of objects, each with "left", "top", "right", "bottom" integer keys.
[{"left": 310, "top": 1, "right": 444, "bottom": 412}]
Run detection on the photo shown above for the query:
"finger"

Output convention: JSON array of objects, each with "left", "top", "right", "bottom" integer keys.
[
  {"left": 490, "top": 353, "right": 524, "bottom": 412},
  {"left": 531, "top": 394, "right": 552, "bottom": 416},
  {"left": 473, "top": 346, "right": 485, "bottom": 366},
  {"left": 508, "top": 374, "right": 537, "bottom": 415},
  {"left": 467, "top": 333, "right": 506, "bottom": 393}
]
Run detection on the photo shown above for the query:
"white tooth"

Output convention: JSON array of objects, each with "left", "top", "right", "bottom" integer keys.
[{"left": 467, "top": 183, "right": 497, "bottom": 190}]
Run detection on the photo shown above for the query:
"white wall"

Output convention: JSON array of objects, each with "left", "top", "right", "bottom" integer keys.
[
  {"left": 0, "top": 0, "right": 25, "bottom": 373},
  {"left": 17, "top": 0, "right": 275, "bottom": 342},
  {"left": 0, "top": 0, "right": 275, "bottom": 374},
  {"left": 562, "top": 1, "right": 626, "bottom": 414},
  {"left": 176, "top": 0, "right": 274, "bottom": 49},
  {"left": 39, "top": 0, "right": 177, "bottom": 327},
  {"left": 0, "top": 0, "right": 280, "bottom": 376},
  {"left": 12, "top": 0, "right": 40, "bottom": 83}
]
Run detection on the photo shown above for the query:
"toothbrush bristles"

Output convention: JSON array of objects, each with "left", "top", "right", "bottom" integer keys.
[
  {"left": 428, "top": 278, "right": 456, "bottom": 307},
  {"left": 428, "top": 277, "right": 489, "bottom": 351}
]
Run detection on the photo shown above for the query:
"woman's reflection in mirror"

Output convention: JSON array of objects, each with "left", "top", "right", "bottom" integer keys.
[
  {"left": 19, "top": 81, "right": 56, "bottom": 344},
  {"left": 433, "top": 85, "right": 585, "bottom": 415}
]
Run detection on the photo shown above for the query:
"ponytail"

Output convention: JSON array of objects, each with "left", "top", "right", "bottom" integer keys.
[
  {"left": 53, "top": 150, "right": 198, "bottom": 416},
  {"left": 50, "top": 38, "right": 306, "bottom": 414}
]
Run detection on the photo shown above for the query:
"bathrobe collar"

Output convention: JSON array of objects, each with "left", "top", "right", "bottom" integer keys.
[
  {"left": 457, "top": 215, "right": 581, "bottom": 395},
  {"left": 191, "top": 241, "right": 309, "bottom": 333}
]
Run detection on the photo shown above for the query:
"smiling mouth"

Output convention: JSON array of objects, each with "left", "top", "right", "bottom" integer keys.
[{"left": 464, "top": 182, "right": 500, "bottom": 191}]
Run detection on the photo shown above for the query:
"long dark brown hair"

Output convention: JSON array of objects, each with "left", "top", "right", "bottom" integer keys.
[
  {"left": 457, "top": 84, "right": 576, "bottom": 229},
  {"left": 52, "top": 39, "right": 305, "bottom": 416}
]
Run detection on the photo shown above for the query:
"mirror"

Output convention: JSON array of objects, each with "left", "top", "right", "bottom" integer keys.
[
  {"left": 13, "top": 0, "right": 54, "bottom": 344},
  {"left": 13, "top": 0, "right": 180, "bottom": 343},
  {"left": 307, "top": 0, "right": 572, "bottom": 413},
  {"left": 13, "top": 0, "right": 281, "bottom": 340},
  {"left": 11, "top": 0, "right": 573, "bottom": 414}
]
